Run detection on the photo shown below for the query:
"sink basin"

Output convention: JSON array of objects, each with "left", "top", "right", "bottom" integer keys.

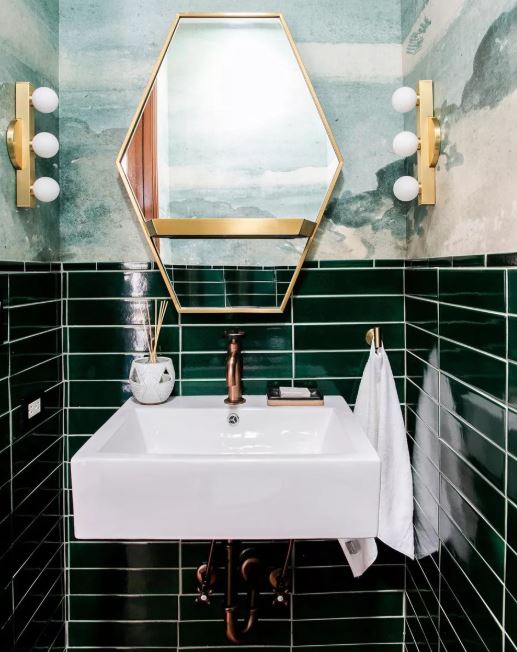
[{"left": 71, "top": 395, "right": 380, "bottom": 540}]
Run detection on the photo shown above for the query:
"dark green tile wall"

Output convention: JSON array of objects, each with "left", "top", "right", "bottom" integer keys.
[
  {"left": 0, "top": 262, "right": 65, "bottom": 652},
  {"left": 405, "top": 259, "right": 516, "bottom": 652},
  {"left": 64, "top": 260, "right": 406, "bottom": 650}
]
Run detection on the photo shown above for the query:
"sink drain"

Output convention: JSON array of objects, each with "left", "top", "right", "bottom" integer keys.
[{"left": 228, "top": 413, "right": 239, "bottom": 425}]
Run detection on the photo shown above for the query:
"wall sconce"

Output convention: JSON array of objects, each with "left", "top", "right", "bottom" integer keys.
[
  {"left": 6, "top": 82, "right": 60, "bottom": 207},
  {"left": 391, "top": 80, "right": 441, "bottom": 205}
]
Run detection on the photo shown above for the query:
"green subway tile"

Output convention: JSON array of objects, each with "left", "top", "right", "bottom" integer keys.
[
  {"left": 294, "top": 268, "right": 402, "bottom": 296},
  {"left": 506, "top": 592, "right": 517, "bottom": 651},
  {"left": 68, "top": 326, "right": 179, "bottom": 354},
  {"left": 68, "top": 353, "right": 179, "bottom": 381},
  {"left": 68, "top": 436, "right": 89, "bottom": 458},
  {"left": 375, "top": 259, "right": 404, "bottom": 267},
  {"left": 182, "top": 325, "right": 291, "bottom": 352},
  {"left": 180, "top": 379, "right": 227, "bottom": 396},
  {"left": 510, "top": 362, "right": 517, "bottom": 410},
  {"left": 69, "top": 595, "right": 178, "bottom": 621},
  {"left": 67, "top": 298, "right": 178, "bottom": 326},
  {"left": 451, "top": 254, "right": 486, "bottom": 267},
  {"left": 293, "top": 616, "right": 403, "bottom": 646},
  {"left": 405, "top": 269, "right": 438, "bottom": 298},
  {"left": 10, "top": 357, "right": 62, "bottom": 408},
  {"left": 440, "top": 374, "right": 505, "bottom": 448},
  {"left": 507, "top": 546, "right": 517, "bottom": 602},
  {"left": 181, "top": 352, "right": 292, "bottom": 379},
  {"left": 174, "top": 268, "right": 224, "bottom": 282},
  {"left": 440, "top": 547, "right": 503, "bottom": 648},
  {"left": 442, "top": 305, "right": 506, "bottom": 358},
  {"left": 9, "top": 301, "right": 61, "bottom": 340},
  {"left": 69, "top": 568, "right": 179, "bottom": 595},
  {"left": 293, "top": 591, "right": 402, "bottom": 620},
  {"left": 293, "top": 295, "right": 403, "bottom": 323},
  {"left": 178, "top": 294, "right": 226, "bottom": 308},
  {"left": 179, "top": 619, "right": 290, "bottom": 647},
  {"left": 439, "top": 269, "right": 505, "bottom": 312},
  {"left": 294, "top": 565, "right": 404, "bottom": 594},
  {"left": 69, "top": 380, "right": 133, "bottom": 407},
  {"left": 67, "top": 271, "right": 168, "bottom": 299},
  {"left": 440, "top": 408, "right": 505, "bottom": 491},
  {"left": 510, "top": 409, "right": 517, "bottom": 457},
  {"left": 68, "top": 622, "right": 177, "bottom": 648},
  {"left": 295, "top": 350, "right": 403, "bottom": 378},
  {"left": 509, "top": 501, "right": 517, "bottom": 552},
  {"left": 294, "top": 323, "right": 404, "bottom": 351},
  {"left": 70, "top": 542, "right": 179, "bottom": 568},
  {"left": 10, "top": 328, "right": 61, "bottom": 375},
  {"left": 406, "top": 380, "right": 439, "bottom": 433},
  {"left": 439, "top": 340, "right": 506, "bottom": 400},
  {"left": 405, "top": 296, "right": 437, "bottom": 333},
  {"left": 406, "top": 352, "right": 438, "bottom": 400},
  {"left": 68, "top": 408, "right": 116, "bottom": 435},
  {"left": 440, "top": 441, "right": 505, "bottom": 536},
  {"left": 509, "top": 270, "right": 517, "bottom": 314},
  {"left": 9, "top": 272, "right": 61, "bottom": 306},
  {"left": 406, "top": 324, "right": 438, "bottom": 362},
  {"left": 509, "top": 454, "right": 517, "bottom": 506},
  {"left": 440, "top": 477, "right": 504, "bottom": 580}
]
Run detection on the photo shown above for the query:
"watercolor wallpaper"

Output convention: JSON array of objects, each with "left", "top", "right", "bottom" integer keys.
[
  {"left": 59, "top": 0, "right": 405, "bottom": 262},
  {"left": 0, "top": 0, "right": 59, "bottom": 261},
  {"left": 403, "top": 0, "right": 517, "bottom": 257}
]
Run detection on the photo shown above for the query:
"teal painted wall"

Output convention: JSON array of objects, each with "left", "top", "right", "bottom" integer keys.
[
  {"left": 402, "top": 0, "right": 517, "bottom": 257},
  {"left": 0, "top": 1, "right": 60, "bottom": 261},
  {"left": 58, "top": 0, "right": 407, "bottom": 262}
]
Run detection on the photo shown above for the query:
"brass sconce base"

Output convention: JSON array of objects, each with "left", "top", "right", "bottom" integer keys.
[
  {"left": 416, "top": 80, "right": 441, "bottom": 205},
  {"left": 6, "top": 81, "right": 35, "bottom": 208}
]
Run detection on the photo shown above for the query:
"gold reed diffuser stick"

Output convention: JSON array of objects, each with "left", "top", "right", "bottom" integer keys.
[{"left": 141, "top": 300, "right": 168, "bottom": 363}]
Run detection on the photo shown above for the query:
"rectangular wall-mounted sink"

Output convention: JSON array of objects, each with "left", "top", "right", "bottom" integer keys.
[{"left": 71, "top": 395, "right": 380, "bottom": 540}]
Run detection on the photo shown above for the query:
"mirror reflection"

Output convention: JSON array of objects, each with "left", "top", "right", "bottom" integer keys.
[{"left": 119, "top": 14, "right": 342, "bottom": 311}]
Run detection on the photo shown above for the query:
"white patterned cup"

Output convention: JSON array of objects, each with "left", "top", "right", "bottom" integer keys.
[{"left": 129, "top": 356, "right": 175, "bottom": 404}]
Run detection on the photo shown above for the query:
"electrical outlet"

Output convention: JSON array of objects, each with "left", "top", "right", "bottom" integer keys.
[{"left": 27, "top": 397, "right": 42, "bottom": 420}]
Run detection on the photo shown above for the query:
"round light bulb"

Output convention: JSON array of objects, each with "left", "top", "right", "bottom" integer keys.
[
  {"left": 31, "top": 87, "right": 59, "bottom": 113},
  {"left": 391, "top": 86, "right": 417, "bottom": 113},
  {"left": 33, "top": 177, "right": 60, "bottom": 203},
  {"left": 393, "top": 131, "right": 419, "bottom": 157},
  {"left": 393, "top": 176, "right": 419, "bottom": 201},
  {"left": 32, "top": 132, "right": 59, "bottom": 158}
]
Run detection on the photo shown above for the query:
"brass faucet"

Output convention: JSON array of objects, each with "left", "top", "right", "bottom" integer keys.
[{"left": 224, "top": 331, "right": 245, "bottom": 404}]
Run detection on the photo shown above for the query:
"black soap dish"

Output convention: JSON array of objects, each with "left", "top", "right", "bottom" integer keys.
[{"left": 267, "top": 386, "right": 324, "bottom": 406}]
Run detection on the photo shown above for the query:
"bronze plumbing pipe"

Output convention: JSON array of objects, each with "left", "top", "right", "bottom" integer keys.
[{"left": 224, "top": 540, "right": 259, "bottom": 644}]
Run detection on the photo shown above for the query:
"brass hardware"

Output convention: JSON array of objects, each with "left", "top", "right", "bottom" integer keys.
[
  {"left": 115, "top": 13, "right": 343, "bottom": 314},
  {"left": 365, "top": 326, "right": 382, "bottom": 351},
  {"left": 416, "top": 80, "right": 441, "bottom": 205},
  {"left": 6, "top": 82, "right": 36, "bottom": 207},
  {"left": 225, "top": 331, "right": 245, "bottom": 405},
  {"left": 6, "top": 119, "right": 23, "bottom": 169},
  {"left": 148, "top": 217, "right": 316, "bottom": 239}
]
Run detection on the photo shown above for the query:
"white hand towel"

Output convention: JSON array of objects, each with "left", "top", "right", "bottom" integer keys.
[{"left": 339, "top": 342, "right": 414, "bottom": 576}]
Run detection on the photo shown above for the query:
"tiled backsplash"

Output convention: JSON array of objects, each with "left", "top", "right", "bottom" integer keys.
[
  {"left": 404, "top": 257, "right": 517, "bottom": 652},
  {"left": 64, "top": 260, "right": 406, "bottom": 650},
  {"left": 2, "top": 255, "right": 516, "bottom": 651},
  {"left": 0, "top": 262, "right": 65, "bottom": 651}
]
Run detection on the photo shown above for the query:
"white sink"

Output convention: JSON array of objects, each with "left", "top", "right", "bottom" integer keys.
[{"left": 71, "top": 395, "right": 380, "bottom": 540}]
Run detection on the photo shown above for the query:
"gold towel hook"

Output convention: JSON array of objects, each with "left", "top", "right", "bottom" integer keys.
[{"left": 365, "top": 327, "right": 382, "bottom": 351}]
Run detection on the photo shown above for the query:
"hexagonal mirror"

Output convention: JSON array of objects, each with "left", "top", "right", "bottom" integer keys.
[{"left": 117, "top": 13, "right": 342, "bottom": 313}]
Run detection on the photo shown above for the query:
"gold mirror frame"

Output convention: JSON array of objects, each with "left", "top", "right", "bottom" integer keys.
[{"left": 116, "top": 13, "right": 343, "bottom": 313}]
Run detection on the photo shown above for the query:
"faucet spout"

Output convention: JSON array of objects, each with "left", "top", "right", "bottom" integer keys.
[{"left": 224, "top": 331, "right": 245, "bottom": 405}]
